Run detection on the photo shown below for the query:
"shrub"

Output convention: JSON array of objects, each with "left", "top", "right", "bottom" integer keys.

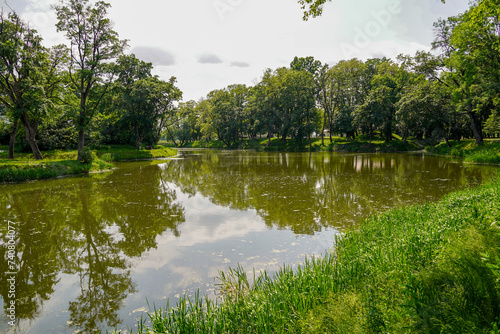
[{"left": 80, "top": 147, "right": 95, "bottom": 164}]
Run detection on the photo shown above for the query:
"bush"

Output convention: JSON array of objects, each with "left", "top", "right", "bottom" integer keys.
[{"left": 80, "top": 147, "right": 95, "bottom": 164}]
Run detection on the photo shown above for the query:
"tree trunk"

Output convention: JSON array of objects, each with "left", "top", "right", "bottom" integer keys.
[
  {"left": 20, "top": 112, "right": 43, "bottom": 160},
  {"left": 401, "top": 128, "right": 408, "bottom": 146},
  {"left": 23, "top": 125, "right": 43, "bottom": 160},
  {"left": 77, "top": 128, "right": 85, "bottom": 161},
  {"left": 166, "top": 126, "right": 178, "bottom": 147},
  {"left": 8, "top": 119, "right": 19, "bottom": 159},
  {"left": 321, "top": 112, "right": 327, "bottom": 146},
  {"left": 466, "top": 104, "right": 483, "bottom": 144},
  {"left": 444, "top": 135, "right": 451, "bottom": 148}
]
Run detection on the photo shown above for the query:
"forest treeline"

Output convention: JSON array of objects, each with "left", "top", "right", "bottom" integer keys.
[{"left": 1, "top": 0, "right": 499, "bottom": 161}]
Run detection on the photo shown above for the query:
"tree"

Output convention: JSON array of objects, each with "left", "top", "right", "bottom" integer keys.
[
  {"left": 330, "top": 59, "right": 369, "bottom": 140},
  {"left": 55, "top": 0, "right": 127, "bottom": 161},
  {"left": 251, "top": 68, "right": 282, "bottom": 144},
  {"left": 290, "top": 56, "right": 322, "bottom": 75},
  {"left": 170, "top": 100, "right": 201, "bottom": 146},
  {"left": 297, "top": 0, "right": 331, "bottom": 20},
  {"left": 0, "top": 11, "right": 50, "bottom": 160},
  {"left": 252, "top": 67, "right": 318, "bottom": 145},
  {"left": 315, "top": 64, "right": 335, "bottom": 145},
  {"left": 205, "top": 84, "right": 249, "bottom": 146},
  {"left": 396, "top": 79, "right": 453, "bottom": 146},
  {"left": 433, "top": 0, "right": 500, "bottom": 144},
  {"left": 196, "top": 99, "right": 216, "bottom": 141},
  {"left": 120, "top": 76, "right": 182, "bottom": 149}
]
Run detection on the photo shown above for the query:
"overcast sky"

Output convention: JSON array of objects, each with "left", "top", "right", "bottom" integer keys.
[{"left": 8, "top": 0, "right": 470, "bottom": 102}]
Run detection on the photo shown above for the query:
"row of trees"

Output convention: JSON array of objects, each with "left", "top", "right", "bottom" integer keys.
[
  {"left": 165, "top": 0, "right": 499, "bottom": 147},
  {"left": 1, "top": 0, "right": 499, "bottom": 160},
  {"left": 0, "top": 0, "right": 182, "bottom": 161}
]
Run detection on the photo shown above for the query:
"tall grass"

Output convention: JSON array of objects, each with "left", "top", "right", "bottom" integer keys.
[
  {"left": 427, "top": 140, "right": 500, "bottom": 164},
  {"left": 0, "top": 159, "right": 113, "bottom": 183},
  {"left": 118, "top": 175, "right": 500, "bottom": 333}
]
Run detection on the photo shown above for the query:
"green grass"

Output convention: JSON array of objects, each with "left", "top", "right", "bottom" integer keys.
[
  {"left": 92, "top": 145, "right": 177, "bottom": 162},
  {"left": 116, "top": 174, "right": 500, "bottom": 334},
  {"left": 177, "top": 135, "right": 422, "bottom": 153},
  {"left": 0, "top": 159, "right": 113, "bottom": 183},
  {"left": 0, "top": 145, "right": 177, "bottom": 183},
  {"left": 426, "top": 140, "right": 500, "bottom": 164}
]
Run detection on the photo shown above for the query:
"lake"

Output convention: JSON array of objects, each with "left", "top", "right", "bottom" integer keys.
[{"left": 0, "top": 150, "right": 497, "bottom": 333}]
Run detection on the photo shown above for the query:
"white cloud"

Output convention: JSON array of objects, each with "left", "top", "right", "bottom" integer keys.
[
  {"left": 131, "top": 46, "right": 176, "bottom": 66},
  {"left": 198, "top": 53, "right": 224, "bottom": 65},
  {"left": 231, "top": 61, "right": 250, "bottom": 68}
]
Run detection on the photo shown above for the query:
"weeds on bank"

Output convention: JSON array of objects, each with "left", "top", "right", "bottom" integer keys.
[{"left": 427, "top": 140, "right": 500, "bottom": 164}]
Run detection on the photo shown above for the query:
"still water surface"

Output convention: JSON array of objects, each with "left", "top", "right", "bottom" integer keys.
[{"left": 0, "top": 150, "right": 497, "bottom": 333}]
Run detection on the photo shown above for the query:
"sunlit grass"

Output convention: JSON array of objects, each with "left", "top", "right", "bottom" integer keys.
[{"left": 427, "top": 140, "right": 500, "bottom": 164}]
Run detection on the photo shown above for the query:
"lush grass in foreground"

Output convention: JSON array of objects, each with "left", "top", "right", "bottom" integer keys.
[
  {"left": 173, "top": 135, "right": 422, "bottom": 153},
  {"left": 427, "top": 139, "right": 500, "bottom": 164},
  {"left": 0, "top": 145, "right": 177, "bottom": 183},
  {"left": 121, "top": 176, "right": 500, "bottom": 333}
]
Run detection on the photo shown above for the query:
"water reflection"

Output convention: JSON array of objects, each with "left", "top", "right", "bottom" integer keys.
[
  {"left": 165, "top": 151, "right": 493, "bottom": 232},
  {"left": 0, "top": 162, "right": 184, "bottom": 332},
  {"left": 0, "top": 151, "right": 497, "bottom": 333}
]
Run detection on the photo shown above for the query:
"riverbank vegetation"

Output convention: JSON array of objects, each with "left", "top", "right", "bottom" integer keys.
[
  {"left": 171, "top": 134, "right": 422, "bottom": 153},
  {"left": 0, "top": 145, "right": 176, "bottom": 183},
  {"left": 427, "top": 140, "right": 500, "bottom": 164},
  {"left": 117, "top": 175, "right": 500, "bottom": 334}
]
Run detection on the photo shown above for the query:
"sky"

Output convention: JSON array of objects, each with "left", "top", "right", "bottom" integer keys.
[{"left": 8, "top": 0, "right": 471, "bottom": 102}]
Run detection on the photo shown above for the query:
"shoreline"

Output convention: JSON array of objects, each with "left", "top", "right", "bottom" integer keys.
[{"left": 0, "top": 146, "right": 178, "bottom": 184}]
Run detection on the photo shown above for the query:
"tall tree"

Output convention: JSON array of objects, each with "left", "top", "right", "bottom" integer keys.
[
  {"left": 0, "top": 11, "right": 49, "bottom": 160},
  {"left": 315, "top": 64, "right": 334, "bottom": 145},
  {"left": 55, "top": 0, "right": 127, "bottom": 161},
  {"left": 331, "top": 59, "right": 368, "bottom": 140},
  {"left": 120, "top": 76, "right": 182, "bottom": 149},
  {"left": 433, "top": 0, "right": 500, "bottom": 144}
]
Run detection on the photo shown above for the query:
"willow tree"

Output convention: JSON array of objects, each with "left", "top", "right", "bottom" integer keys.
[{"left": 55, "top": 0, "right": 127, "bottom": 161}]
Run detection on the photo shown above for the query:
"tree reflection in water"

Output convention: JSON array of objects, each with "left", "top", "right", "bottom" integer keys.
[{"left": 0, "top": 162, "right": 185, "bottom": 332}]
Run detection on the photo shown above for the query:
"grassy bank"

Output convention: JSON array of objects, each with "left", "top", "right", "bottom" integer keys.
[
  {"left": 0, "top": 145, "right": 177, "bottom": 183},
  {"left": 426, "top": 139, "right": 500, "bottom": 164},
  {"left": 122, "top": 175, "right": 500, "bottom": 333},
  {"left": 172, "top": 135, "right": 422, "bottom": 153}
]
